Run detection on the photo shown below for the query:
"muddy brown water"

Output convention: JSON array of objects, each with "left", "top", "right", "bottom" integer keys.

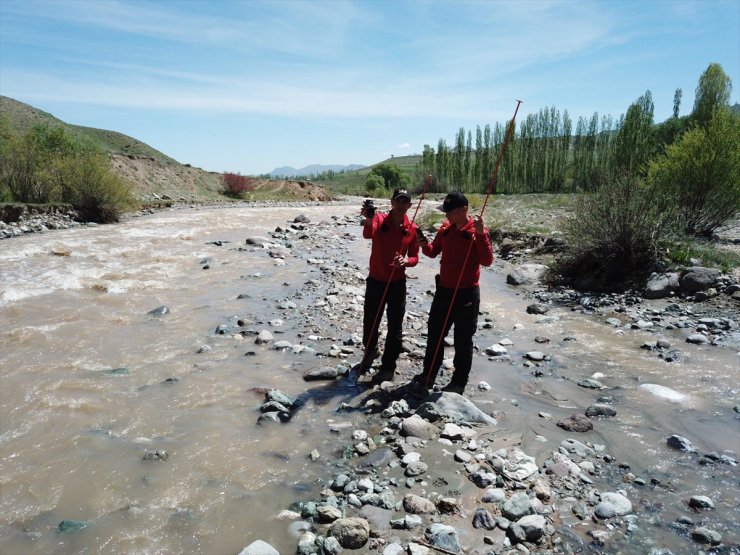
[{"left": 1, "top": 202, "right": 738, "bottom": 554}]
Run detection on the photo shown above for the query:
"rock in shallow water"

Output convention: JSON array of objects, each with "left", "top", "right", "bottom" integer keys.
[
  {"left": 640, "top": 384, "right": 687, "bottom": 402},
  {"left": 557, "top": 414, "right": 593, "bottom": 432}
]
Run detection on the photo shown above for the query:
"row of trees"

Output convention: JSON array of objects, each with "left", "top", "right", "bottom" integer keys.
[
  {"left": 0, "top": 121, "right": 135, "bottom": 222},
  {"left": 415, "top": 64, "right": 737, "bottom": 202},
  {"left": 412, "top": 64, "right": 738, "bottom": 237}
]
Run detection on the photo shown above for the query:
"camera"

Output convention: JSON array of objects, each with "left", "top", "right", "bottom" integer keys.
[{"left": 362, "top": 199, "right": 376, "bottom": 218}]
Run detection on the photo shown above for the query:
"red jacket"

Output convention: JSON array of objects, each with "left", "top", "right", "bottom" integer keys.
[
  {"left": 422, "top": 217, "right": 493, "bottom": 288},
  {"left": 363, "top": 212, "right": 419, "bottom": 281}
]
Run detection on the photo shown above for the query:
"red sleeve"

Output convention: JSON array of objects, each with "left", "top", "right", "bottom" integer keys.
[
  {"left": 476, "top": 227, "right": 494, "bottom": 266},
  {"left": 422, "top": 227, "right": 443, "bottom": 258},
  {"left": 405, "top": 226, "right": 420, "bottom": 267},
  {"left": 362, "top": 213, "right": 382, "bottom": 239}
]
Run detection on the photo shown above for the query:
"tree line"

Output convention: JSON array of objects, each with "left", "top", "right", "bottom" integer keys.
[{"left": 415, "top": 63, "right": 737, "bottom": 204}]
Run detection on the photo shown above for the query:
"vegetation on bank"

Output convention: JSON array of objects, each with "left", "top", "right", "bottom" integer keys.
[{"left": 0, "top": 120, "right": 136, "bottom": 223}]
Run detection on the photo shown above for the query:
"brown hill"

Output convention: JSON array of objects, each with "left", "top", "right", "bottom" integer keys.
[{"left": 1, "top": 96, "right": 332, "bottom": 203}]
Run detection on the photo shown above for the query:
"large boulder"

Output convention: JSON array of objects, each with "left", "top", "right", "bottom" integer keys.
[
  {"left": 328, "top": 517, "right": 370, "bottom": 549},
  {"left": 506, "top": 264, "right": 548, "bottom": 286},
  {"left": 426, "top": 392, "right": 497, "bottom": 425},
  {"left": 645, "top": 272, "right": 680, "bottom": 299},
  {"left": 679, "top": 267, "right": 720, "bottom": 293}
]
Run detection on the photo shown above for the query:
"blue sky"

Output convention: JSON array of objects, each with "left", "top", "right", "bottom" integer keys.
[{"left": 1, "top": 0, "right": 738, "bottom": 175}]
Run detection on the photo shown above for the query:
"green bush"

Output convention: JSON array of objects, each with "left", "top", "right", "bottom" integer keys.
[
  {"left": 552, "top": 178, "right": 677, "bottom": 290},
  {"left": 365, "top": 173, "right": 385, "bottom": 195},
  {"left": 0, "top": 123, "right": 136, "bottom": 221},
  {"left": 647, "top": 108, "right": 740, "bottom": 236},
  {"left": 57, "top": 153, "right": 136, "bottom": 223}
]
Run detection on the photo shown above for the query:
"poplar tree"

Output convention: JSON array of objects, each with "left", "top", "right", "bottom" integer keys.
[{"left": 692, "top": 63, "right": 732, "bottom": 129}]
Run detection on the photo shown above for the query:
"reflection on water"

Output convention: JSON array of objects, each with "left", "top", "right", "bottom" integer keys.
[{"left": 1, "top": 204, "right": 738, "bottom": 553}]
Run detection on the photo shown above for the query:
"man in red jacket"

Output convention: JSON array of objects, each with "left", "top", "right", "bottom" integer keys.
[
  {"left": 415, "top": 191, "right": 494, "bottom": 394},
  {"left": 359, "top": 188, "right": 420, "bottom": 383}
]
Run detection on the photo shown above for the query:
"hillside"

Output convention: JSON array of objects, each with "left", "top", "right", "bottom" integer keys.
[
  {"left": 0, "top": 96, "right": 331, "bottom": 203},
  {"left": 269, "top": 163, "right": 365, "bottom": 178},
  {"left": 314, "top": 154, "right": 422, "bottom": 194}
]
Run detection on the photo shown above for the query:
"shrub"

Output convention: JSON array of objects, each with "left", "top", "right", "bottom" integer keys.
[
  {"left": 365, "top": 173, "right": 385, "bottom": 195},
  {"left": 57, "top": 153, "right": 136, "bottom": 223},
  {"left": 647, "top": 108, "right": 740, "bottom": 237},
  {"left": 552, "top": 177, "right": 677, "bottom": 290},
  {"left": 222, "top": 172, "right": 254, "bottom": 197}
]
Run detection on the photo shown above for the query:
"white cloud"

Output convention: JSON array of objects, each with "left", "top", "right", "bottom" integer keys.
[{"left": 396, "top": 143, "right": 411, "bottom": 149}]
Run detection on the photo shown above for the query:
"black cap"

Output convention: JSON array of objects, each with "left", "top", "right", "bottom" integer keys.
[
  {"left": 437, "top": 191, "right": 468, "bottom": 212},
  {"left": 391, "top": 188, "right": 411, "bottom": 201}
]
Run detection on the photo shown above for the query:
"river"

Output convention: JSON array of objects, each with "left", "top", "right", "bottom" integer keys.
[{"left": 1, "top": 202, "right": 738, "bottom": 554}]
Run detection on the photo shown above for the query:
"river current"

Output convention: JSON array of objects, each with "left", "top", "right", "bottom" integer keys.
[{"left": 1, "top": 203, "right": 738, "bottom": 554}]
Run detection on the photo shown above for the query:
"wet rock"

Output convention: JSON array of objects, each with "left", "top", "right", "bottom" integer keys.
[
  {"left": 358, "top": 505, "right": 394, "bottom": 531},
  {"left": 296, "top": 532, "right": 317, "bottom": 555},
  {"left": 485, "top": 344, "right": 508, "bottom": 356},
  {"left": 255, "top": 330, "right": 274, "bottom": 344},
  {"left": 147, "top": 305, "right": 170, "bottom": 317},
  {"left": 246, "top": 236, "right": 271, "bottom": 247},
  {"left": 238, "top": 540, "right": 280, "bottom": 555},
  {"left": 142, "top": 449, "right": 169, "bottom": 461},
  {"left": 266, "top": 390, "right": 296, "bottom": 408},
  {"left": 641, "top": 384, "right": 687, "bottom": 402},
  {"left": 57, "top": 519, "right": 88, "bottom": 533},
  {"left": 257, "top": 411, "right": 289, "bottom": 424},
  {"left": 359, "top": 448, "right": 394, "bottom": 469},
  {"left": 578, "top": 378, "right": 603, "bottom": 389},
  {"left": 557, "top": 414, "right": 593, "bottom": 432},
  {"left": 661, "top": 349, "right": 682, "bottom": 362},
  {"left": 594, "top": 501, "right": 617, "bottom": 519},
  {"left": 526, "top": 303, "right": 549, "bottom": 315},
  {"left": 303, "top": 367, "right": 339, "bottom": 381},
  {"left": 328, "top": 517, "right": 369, "bottom": 549},
  {"left": 260, "top": 400, "right": 289, "bottom": 413},
  {"left": 600, "top": 492, "right": 632, "bottom": 515},
  {"left": 294, "top": 214, "right": 310, "bottom": 223},
  {"left": 585, "top": 404, "right": 617, "bottom": 417},
  {"left": 427, "top": 392, "right": 497, "bottom": 425},
  {"left": 688, "top": 495, "right": 715, "bottom": 510},
  {"left": 692, "top": 527, "right": 722, "bottom": 546},
  {"left": 666, "top": 434, "right": 694, "bottom": 452},
  {"left": 686, "top": 333, "right": 709, "bottom": 344},
  {"left": 524, "top": 351, "right": 546, "bottom": 361}
]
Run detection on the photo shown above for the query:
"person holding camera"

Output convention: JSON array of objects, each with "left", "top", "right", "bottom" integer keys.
[
  {"left": 414, "top": 191, "right": 493, "bottom": 394},
  {"left": 359, "top": 188, "right": 420, "bottom": 383}
]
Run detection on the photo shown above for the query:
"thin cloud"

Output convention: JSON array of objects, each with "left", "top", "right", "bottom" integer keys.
[{"left": 396, "top": 143, "right": 411, "bottom": 149}]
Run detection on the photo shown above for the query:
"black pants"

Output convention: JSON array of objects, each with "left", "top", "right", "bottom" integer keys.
[
  {"left": 421, "top": 285, "right": 480, "bottom": 386},
  {"left": 362, "top": 277, "right": 406, "bottom": 371}
]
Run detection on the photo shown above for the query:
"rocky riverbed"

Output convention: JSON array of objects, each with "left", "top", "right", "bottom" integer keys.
[
  {"left": 184, "top": 210, "right": 738, "bottom": 555},
  {"left": 2, "top": 200, "right": 738, "bottom": 555}
]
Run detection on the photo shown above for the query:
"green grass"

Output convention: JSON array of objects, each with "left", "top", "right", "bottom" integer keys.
[
  {"left": 1, "top": 96, "right": 177, "bottom": 164},
  {"left": 666, "top": 241, "right": 740, "bottom": 273},
  {"left": 315, "top": 155, "right": 422, "bottom": 194}
]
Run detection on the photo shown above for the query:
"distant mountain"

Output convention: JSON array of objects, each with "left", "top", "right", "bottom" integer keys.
[{"left": 269, "top": 163, "right": 365, "bottom": 178}]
